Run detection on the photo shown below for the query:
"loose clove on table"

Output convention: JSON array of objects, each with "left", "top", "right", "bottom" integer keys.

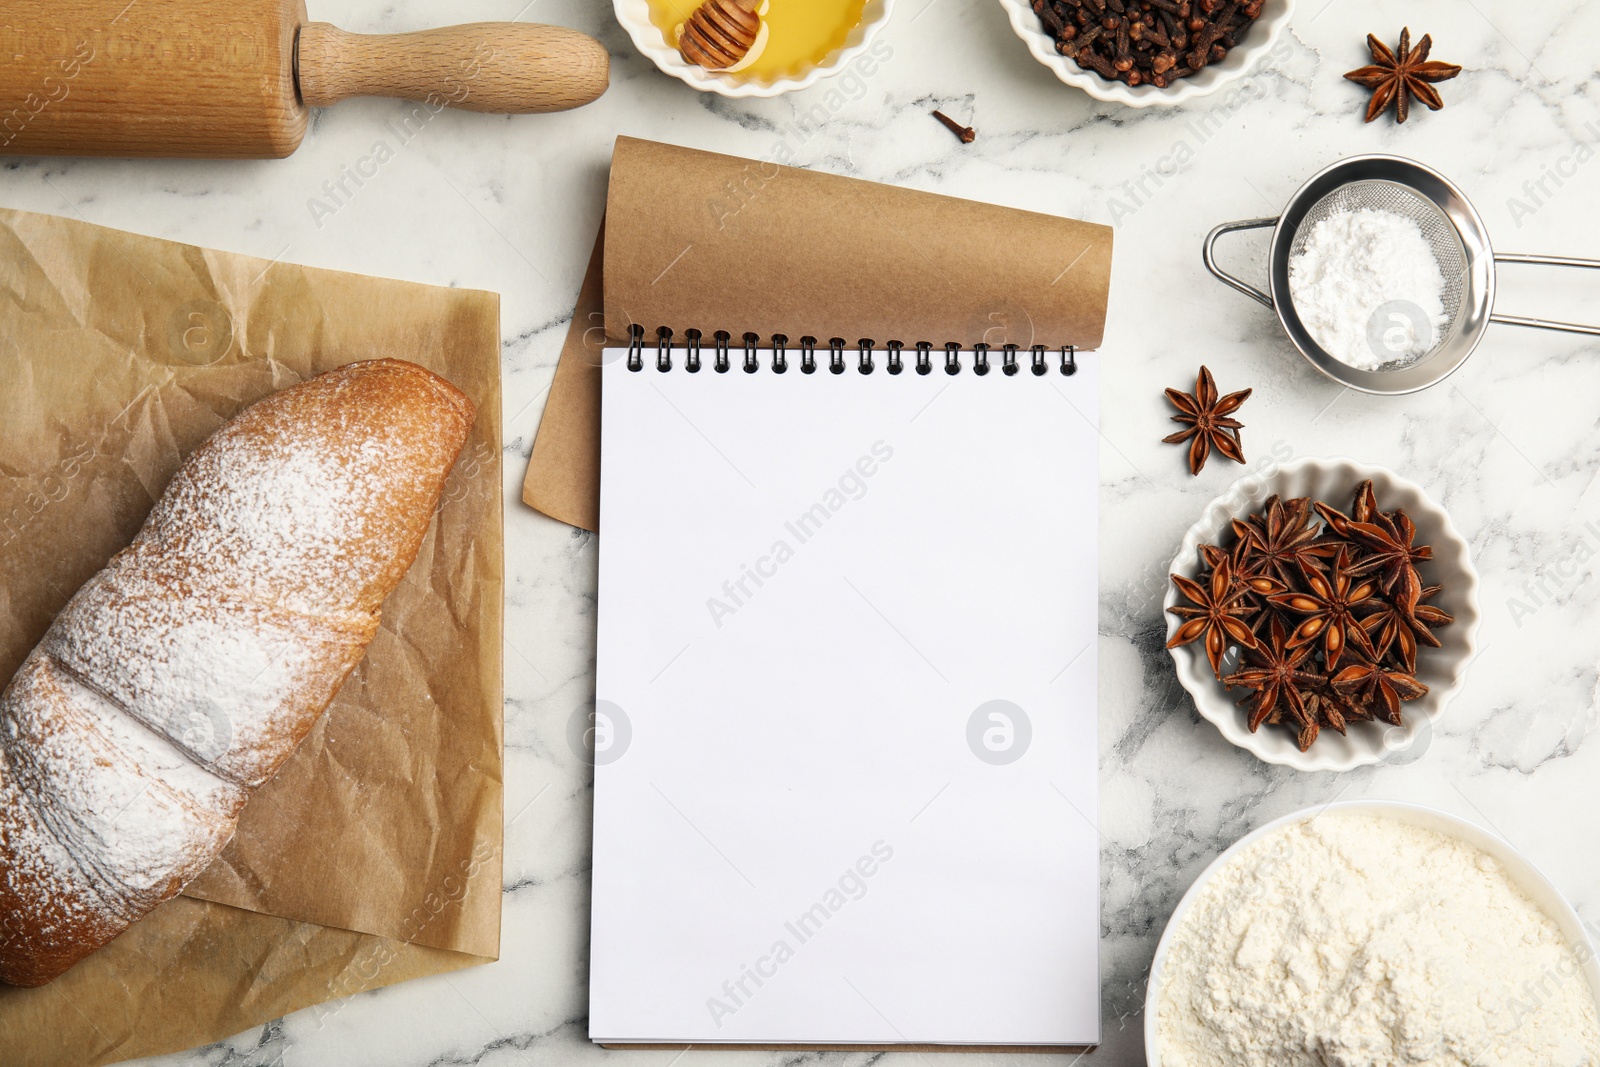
[{"left": 931, "top": 109, "right": 977, "bottom": 144}]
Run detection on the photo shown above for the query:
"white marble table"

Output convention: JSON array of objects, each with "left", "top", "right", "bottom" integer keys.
[{"left": 7, "top": 0, "right": 1598, "bottom": 1062}]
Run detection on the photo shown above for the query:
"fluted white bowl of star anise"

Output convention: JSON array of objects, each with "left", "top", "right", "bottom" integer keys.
[{"left": 1165, "top": 457, "right": 1480, "bottom": 771}]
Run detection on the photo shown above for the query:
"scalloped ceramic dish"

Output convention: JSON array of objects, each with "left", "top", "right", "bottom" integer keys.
[
  {"left": 614, "top": 0, "right": 895, "bottom": 98},
  {"left": 1165, "top": 457, "right": 1480, "bottom": 771},
  {"left": 994, "top": 0, "right": 1295, "bottom": 108},
  {"left": 1145, "top": 800, "right": 1600, "bottom": 1066}
]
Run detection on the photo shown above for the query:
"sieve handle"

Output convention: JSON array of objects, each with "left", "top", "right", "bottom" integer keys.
[
  {"left": 1489, "top": 253, "right": 1600, "bottom": 337},
  {"left": 1203, "top": 218, "right": 1278, "bottom": 309}
]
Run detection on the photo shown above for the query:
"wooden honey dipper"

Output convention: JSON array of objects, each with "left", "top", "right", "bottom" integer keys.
[{"left": 678, "top": 0, "right": 764, "bottom": 70}]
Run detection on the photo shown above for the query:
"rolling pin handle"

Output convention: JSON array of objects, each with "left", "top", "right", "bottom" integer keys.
[{"left": 296, "top": 21, "right": 609, "bottom": 114}]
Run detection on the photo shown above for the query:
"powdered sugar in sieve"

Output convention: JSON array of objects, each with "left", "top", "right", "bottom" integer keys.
[{"left": 1287, "top": 198, "right": 1452, "bottom": 371}]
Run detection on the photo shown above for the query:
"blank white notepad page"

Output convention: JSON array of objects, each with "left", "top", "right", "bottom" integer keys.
[{"left": 591, "top": 350, "right": 1100, "bottom": 1046}]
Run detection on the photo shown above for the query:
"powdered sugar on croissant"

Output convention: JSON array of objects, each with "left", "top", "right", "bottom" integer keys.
[{"left": 0, "top": 360, "right": 473, "bottom": 987}]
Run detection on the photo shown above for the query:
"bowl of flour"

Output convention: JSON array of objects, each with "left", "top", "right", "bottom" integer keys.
[{"left": 1146, "top": 801, "right": 1600, "bottom": 1067}]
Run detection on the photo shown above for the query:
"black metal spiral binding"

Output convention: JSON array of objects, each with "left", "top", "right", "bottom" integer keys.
[
  {"left": 685, "top": 329, "right": 702, "bottom": 372},
  {"left": 627, "top": 324, "right": 644, "bottom": 371},
  {"left": 623, "top": 328, "right": 1081, "bottom": 379}
]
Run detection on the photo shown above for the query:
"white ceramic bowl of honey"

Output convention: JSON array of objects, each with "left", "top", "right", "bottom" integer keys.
[{"left": 614, "top": 0, "right": 895, "bottom": 98}]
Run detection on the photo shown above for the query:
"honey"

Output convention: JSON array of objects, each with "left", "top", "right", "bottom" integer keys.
[{"left": 648, "top": 0, "right": 868, "bottom": 82}]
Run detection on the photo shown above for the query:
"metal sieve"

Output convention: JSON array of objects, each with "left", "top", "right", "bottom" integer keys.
[{"left": 1204, "top": 154, "right": 1600, "bottom": 395}]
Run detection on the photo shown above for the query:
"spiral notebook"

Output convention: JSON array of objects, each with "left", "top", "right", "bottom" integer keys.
[
  {"left": 564, "top": 137, "right": 1113, "bottom": 1049},
  {"left": 591, "top": 337, "right": 1101, "bottom": 1048}
]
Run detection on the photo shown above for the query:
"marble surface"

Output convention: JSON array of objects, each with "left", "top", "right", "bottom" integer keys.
[{"left": 6, "top": 0, "right": 1600, "bottom": 1063}]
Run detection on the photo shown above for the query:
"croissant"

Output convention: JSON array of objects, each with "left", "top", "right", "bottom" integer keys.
[{"left": 0, "top": 359, "right": 473, "bottom": 987}]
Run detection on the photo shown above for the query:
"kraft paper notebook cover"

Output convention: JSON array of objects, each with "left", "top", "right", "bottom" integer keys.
[
  {"left": 581, "top": 139, "right": 1114, "bottom": 1050},
  {"left": 523, "top": 136, "right": 1113, "bottom": 531}
]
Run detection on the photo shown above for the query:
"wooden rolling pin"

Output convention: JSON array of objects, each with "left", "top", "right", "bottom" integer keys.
[{"left": 0, "top": 0, "right": 610, "bottom": 158}]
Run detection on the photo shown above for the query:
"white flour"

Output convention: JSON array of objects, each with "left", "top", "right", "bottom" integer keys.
[
  {"left": 1288, "top": 208, "right": 1448, "bottom": 370},
  {"left": 1157, "top": 812, "right": 1600, "bottom": 1067}
]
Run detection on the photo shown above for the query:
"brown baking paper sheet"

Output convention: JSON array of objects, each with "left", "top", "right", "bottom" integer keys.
[
  {"left": 523, "top": 135, "right": 1113, "bottom": 530},
  {"left": 0, "top": 207, "right": 504, "bottom": 1067},
  {"left": 521, "top": 221, "right": 607, "bottom": 532}
]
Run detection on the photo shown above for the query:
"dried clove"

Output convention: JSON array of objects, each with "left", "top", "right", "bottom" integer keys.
[{"left": 931, "top": 109, "right": 976, "bottom": 144}]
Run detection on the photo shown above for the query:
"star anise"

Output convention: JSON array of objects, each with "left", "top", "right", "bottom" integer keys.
[
  {"left": 1413, "top": 583, "right": 1455, "bottom": 633},
  {"left": 1332, "top": 660, "right": 1429, "bottom": 727},
  {"left": 1345, "top": 508, "right": 1432, "bottom": 614},
  {"left": 1305, "top": 683, "right": 1373, "bottom": 737},
  {"left": 1200, "top": 541, "right": 1245, "bottom": 577},
  {"left": 1344, "top": 28, "right": 1462, "bottom": 124},
  {"left": 1203, "top": 539, "right": 1286, "bottom": 640},
  {"left": 1315, "top": 480, "right": 1378, "bottom": 538},
  {"left": 1241, "top": 495, "right": 1340, "bottom": 587},
  {"left": 1167, "top": 557, "right": 1260, "bottom": 680},
  {"left": 1223, "top": 618, "right": 1326, "bottom": 734},
  {"left": 1268, "top": 546, "right": 1379, "bottom": 672},
  {"left": 1164, "top": 366, "right": 1251, "bottom": 476},
  {"left": 1237, "top": 682, "right": 1323, "bottom": 752},
  {"left": 1294, "top": 717, "right": 1319, "bottom": 753},
  {"left": 1358, "top": 581, "right": 1452, "bottom": 672},
  {"left": 1205, "top": 540, "right": 1283, "bottom": 594},
  {"left": 1357, "top": 594, "right": 1429, "bottom": 672}
]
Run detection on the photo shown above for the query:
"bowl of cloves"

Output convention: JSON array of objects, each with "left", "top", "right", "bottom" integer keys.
[
  {"left": 1164, "top": 457, "right": 1481, "bottom": 771},
  {"left": 997, "top": 0, "right": 1296, "bottom": 108},
  {"left": 615, "top": 0, "right": 895, "bottom": 98}
]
